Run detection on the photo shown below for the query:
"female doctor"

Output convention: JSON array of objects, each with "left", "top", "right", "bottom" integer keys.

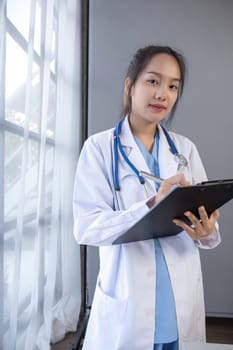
[{"left": 73, "top": 45, "right": 221, "bottom": 350}]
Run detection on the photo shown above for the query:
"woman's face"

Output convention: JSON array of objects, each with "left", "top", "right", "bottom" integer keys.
[{"left": 127, "top": 53, "right": 181, "bottom": 126}]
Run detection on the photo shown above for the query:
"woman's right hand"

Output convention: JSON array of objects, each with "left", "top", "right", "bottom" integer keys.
[{"left": 147, "top": 173, "right": 190, "bottom": 208}]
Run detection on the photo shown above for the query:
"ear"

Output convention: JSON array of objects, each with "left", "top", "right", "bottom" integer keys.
[{"left": 124, "top": 77, "right": 131, "bottom": 97}]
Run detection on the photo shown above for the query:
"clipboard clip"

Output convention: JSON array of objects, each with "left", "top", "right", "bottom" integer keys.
[{"left": 197, "top": 179, "right": 233, "bottom": 186}]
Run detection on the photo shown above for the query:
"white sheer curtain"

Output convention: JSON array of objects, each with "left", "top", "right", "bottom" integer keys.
[{"left": 1, "top": 0, "right": 82, "bottom": 349}]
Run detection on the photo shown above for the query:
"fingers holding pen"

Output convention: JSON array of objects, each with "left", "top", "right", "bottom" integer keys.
[
  {"left": 156, "top": 173, "right": 191, "bottom": 203},
  {"left": 147, "top": 173, "right": 190, "bottom": 208}
]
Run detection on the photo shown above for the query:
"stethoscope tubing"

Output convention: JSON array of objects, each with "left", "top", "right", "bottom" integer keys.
[{"left": 113, "top": 118, "right": 188, "bottom": 191}]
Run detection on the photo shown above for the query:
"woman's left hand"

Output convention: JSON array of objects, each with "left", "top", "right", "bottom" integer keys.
[{"left": 173, "top": 206, "right": 220, "bottom": 240}]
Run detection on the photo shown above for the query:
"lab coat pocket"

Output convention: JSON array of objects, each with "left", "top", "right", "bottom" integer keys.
[
  {"left": 95, "top": 279, "right": 128, "bottom": 322},
  {"left": 88, "top": 280, "right": 128, "bottom": 349}
]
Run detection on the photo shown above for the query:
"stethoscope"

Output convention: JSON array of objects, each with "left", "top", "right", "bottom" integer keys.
[{"left": 113, "top": 118, "right": 188, "bottom": 192}]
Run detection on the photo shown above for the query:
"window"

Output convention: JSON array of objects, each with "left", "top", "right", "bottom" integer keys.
[{"left": 1, "top": 1, "right": 82, "bottom": 348}]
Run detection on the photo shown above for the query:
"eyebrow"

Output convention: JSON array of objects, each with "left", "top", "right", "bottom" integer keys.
[{"left": 146, "top": 71, "right": 180, "bottom": 82}]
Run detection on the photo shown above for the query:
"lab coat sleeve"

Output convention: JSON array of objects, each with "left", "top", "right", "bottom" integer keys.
[
  {"left": 73, "top": 136, "right": 150, "bottom": 246},
  {"left": 195, "top": 224, "right": 221, "bottom": 249},
  {"left": 189, "top": 141, "right": 221, "bottom": 249}
]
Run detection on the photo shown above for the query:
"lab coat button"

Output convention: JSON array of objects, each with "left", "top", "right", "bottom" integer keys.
[
  {"left": 147, "top": 270, "right": 154, "bottom": 277},
  {"left": 145, "top": 308, "right": 153, "bottom": 316}
]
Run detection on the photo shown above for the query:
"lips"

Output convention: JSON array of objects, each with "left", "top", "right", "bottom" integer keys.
[{"left": 149, "top": 104, "right": 166, "bottom": 111}]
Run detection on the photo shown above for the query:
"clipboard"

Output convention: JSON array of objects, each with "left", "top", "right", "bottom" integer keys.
[{"left": 112, "top": 179, "right": 233, "bottom": 245}]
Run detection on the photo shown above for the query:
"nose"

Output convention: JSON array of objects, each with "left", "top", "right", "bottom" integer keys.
[{"left": 155, "top": 86, "right": 167, "bottom": 101}]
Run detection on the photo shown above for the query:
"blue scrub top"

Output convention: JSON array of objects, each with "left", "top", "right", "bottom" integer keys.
[{"left": 134, "top": 133, "right": 178, "bottom": 344}]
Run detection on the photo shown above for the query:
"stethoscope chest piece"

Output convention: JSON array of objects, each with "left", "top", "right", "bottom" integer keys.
[{"left": 174, "top": 153, "right": 188, "bottom": 171}]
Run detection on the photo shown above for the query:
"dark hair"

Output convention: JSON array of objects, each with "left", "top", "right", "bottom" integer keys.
[{"left": 122, "top": 45, "right": 187, "bottom": 125}]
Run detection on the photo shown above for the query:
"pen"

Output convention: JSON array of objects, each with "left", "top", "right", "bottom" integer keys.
[{"left": 139, "top": 170, "right": 164, "bottom": 184}]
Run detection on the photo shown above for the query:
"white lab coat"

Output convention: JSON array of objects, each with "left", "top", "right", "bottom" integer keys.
[{"left": 73, "top": 116, "right": 221, "bottom": 350}]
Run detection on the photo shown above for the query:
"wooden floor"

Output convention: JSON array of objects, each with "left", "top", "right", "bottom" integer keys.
[
  {"left": 51, "top": 332, "right": 77, "bottom": 350},
  {"left": 206, "top": 317, "right": 233, "bottom": 345},
  {"left": 52, "top": 317, "right": 233, "bottom": 350}
]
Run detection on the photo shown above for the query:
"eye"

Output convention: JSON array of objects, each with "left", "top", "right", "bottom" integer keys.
[
  {"left": 169, "top": 84, "right": 179, "bottom": 91},
  {"left": 147, "top": 79, "right": 159, "bottom": 85}
]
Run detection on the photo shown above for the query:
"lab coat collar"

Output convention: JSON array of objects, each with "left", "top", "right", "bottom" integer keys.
[
  {"left": 119, "top": 116, "right": 151, "bottom": 172},
  {"left": 119, "top": 116, "right": 155, "bottom": 194},
  {"left": 119, "top": 115, "right": 138, "bottom": 148},
  {"left": 157, "top": 124, "right": 178, "bottom": 179}
]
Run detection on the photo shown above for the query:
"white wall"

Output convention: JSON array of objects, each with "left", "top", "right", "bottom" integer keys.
[{"left": 87, "top": 0, "right": 233, "bottom": 316}]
